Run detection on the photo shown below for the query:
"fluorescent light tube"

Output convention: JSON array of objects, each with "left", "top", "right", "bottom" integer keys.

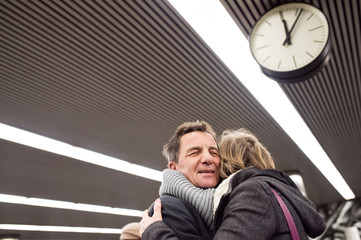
[
  {"left": 0, "top": 224, "right": 122, "bottom": 234},
  {"left": 0, "top": 193, "right": 142, "bottom": 217},
  {"left": 0, "top": 123, "right": 162, "bottom": 182},
  {"left": 169, "top": 0, "right": 355, "bottom": 200}
]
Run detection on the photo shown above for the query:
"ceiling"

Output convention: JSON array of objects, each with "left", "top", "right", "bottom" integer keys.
[{"left": 0, "top": 0, "right": 360, "bottom": 239}]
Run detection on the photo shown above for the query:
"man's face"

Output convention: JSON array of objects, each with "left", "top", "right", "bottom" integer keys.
[{"left": 169, "top": 131, "right": 220, "bottom": 188}]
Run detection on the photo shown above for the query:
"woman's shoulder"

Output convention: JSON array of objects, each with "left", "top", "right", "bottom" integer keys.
[
  {"left": 230, "top": 167, "right": 263, "bottom": 185},
  {"left": 231, "top": 175, "right": 272, "bottom": 197},
  {"left": 227, "top": 168, "right": 277, "bottom": 201}
]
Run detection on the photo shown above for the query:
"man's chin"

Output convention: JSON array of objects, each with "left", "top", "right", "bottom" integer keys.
[{"left": 198, "top": 180, "right": 218, "bottom": 189}]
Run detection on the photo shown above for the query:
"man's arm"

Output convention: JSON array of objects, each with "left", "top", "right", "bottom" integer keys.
[{"left": 141, "top": 195, "right": 213, "bottom": 240}]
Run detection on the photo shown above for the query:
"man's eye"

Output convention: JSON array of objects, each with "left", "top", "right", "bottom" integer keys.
[
  {"left": 189, "top": 151, "right": 199, "bottom": 156},
  {"left": 210, "top": 151, "right": 219, "bottom": 156}
]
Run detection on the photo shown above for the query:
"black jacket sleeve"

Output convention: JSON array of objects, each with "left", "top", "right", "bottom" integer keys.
[{"left": 142, "top": 195, "right": 212, "bottom": 240}]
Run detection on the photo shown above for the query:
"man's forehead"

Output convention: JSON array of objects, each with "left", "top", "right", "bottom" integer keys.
[
  {"left": 186, "top": 131, "right": 214, "bottom": 137},
  {"left": 181, "top": 131, "right": 217, "bottom": 147}
]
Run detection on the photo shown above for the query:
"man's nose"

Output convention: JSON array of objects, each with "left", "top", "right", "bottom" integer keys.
[{"left": 200, "top": 151, "right": 214, "bottom": 164}]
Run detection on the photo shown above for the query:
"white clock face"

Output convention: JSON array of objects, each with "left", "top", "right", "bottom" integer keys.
[{"left": 250, "top": 3, "right": 329, "bottom": 72}]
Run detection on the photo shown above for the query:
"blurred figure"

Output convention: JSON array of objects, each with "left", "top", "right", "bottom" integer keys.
[{"left": 120, "top": 222, "right": 141, "bottom": 240}]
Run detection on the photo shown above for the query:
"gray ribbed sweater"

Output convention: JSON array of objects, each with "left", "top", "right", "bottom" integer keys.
[{"left": 159, "top": 169, "right": 215, "bottom": 228}]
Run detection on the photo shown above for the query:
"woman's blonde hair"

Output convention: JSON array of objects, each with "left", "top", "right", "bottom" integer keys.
[{"left": 219, "top": 128, "right": 275, "bottom": 178}]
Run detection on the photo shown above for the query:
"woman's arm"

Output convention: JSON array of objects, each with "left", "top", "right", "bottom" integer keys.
[
  {"left": 140, "top": 199, "right": 179, "bottom": 239},
  {"left": 140, "top": 199, "right": 163, "bottom": 236},
  {"left": 140, "top": 196, "right": 213, "bottom": 240}
]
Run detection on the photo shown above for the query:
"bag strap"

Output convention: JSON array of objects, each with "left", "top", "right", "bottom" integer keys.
[{"left": 270, "top": 187, "right": 300, "bottom": 240}]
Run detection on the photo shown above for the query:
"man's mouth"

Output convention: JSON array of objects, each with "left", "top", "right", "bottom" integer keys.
[{"left": 199, "top": 170, "right": 215, "bottom": 174}]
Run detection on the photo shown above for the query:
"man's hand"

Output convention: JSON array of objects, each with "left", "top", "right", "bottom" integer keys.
[{"left": 139, "top": 198, "right": 163, "bottom": 237}]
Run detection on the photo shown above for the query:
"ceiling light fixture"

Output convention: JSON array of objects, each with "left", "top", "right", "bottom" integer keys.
[
  {"left": 168, "top": 0, "right": 355, "bottom": 200},
  {"left": 0, "top": 123, "right": 162, "bottom": 182},
  {"left": 288, "top": 173, "right": 308, "bottom": 197},
  {"left": 0, "top": 193, "right": 142, "bottom": 217},
  {"left": 0, "top": 224, "right": 122, "bottom": 234},
  {"left": 0, "top": 234, "right": 20, "bottom": 240}
]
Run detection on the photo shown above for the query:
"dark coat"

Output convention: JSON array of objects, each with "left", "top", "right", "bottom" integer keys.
[
  {"left": 146, "top": 195, "right": 213, "bottom": 240},
  {"left": 213, "top": 167, "right": 326, "bottom": 239}
]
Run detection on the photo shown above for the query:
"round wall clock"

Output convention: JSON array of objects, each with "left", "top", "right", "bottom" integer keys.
[{"left": 249, "top": 2, "right": 331, "bottom": 83}]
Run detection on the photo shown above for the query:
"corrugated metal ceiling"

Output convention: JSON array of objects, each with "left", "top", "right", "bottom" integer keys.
[{"left": 0, "top": 0, "right": 360, "bottom": 239}]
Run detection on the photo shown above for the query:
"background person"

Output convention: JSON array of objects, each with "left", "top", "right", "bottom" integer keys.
[{"left": 120, "top": 222, "right": 141, "bottom": 240}]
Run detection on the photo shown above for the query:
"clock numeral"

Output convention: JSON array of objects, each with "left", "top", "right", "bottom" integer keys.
[
  {"left": 263, "top": 56, "right": 270, "bottom": 63},
  {"left": 307, "top": 13, "right": 314, "bottom": 21},
  {"left": 265, "top": 20, "right": 271, "bottom": 26},
  {"left": 295, "top": 8, "right": 300, "bottom": 16},
  {"left": 292, "top": 55, "right": 297, "bottom": 68},
  {"left": 278, "top": 61, "right": 281, "bottom": 70},
  {"left": 314, "top": 40, "right": 324, "bottom": 43},
  {"left": 306, "top": 52, "right": 314, "bottom": 58},
  {"left": 255, "top": 45, "right": 269, "bottom": 50},
  {"left": 309, "top": 25, "right": 323, "bottom": 32}
]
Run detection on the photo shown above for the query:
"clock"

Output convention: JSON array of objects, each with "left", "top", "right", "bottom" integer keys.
[{"left": 249, "top": 2, "right": 331, "bottom": 82}]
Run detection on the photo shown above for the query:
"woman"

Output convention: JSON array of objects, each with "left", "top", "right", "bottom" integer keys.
[{"left": 140, "top": 128, "right": 326, "bottom": 239}]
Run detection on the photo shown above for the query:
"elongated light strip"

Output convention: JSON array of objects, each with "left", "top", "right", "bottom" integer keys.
[
  {"left": 169, "top": 0, "right": 355, "bottom": 200},
  {"left": 0, "top": 193, "right": 142, "bottom": 217},
  {"left": 0, "top": 224, "right": 122, "bottom": 234},
  {"left": 0, "top": 123, "right": 162, "bottom": 182}
]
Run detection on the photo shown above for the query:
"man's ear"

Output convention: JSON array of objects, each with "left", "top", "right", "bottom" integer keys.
[{"left": 169, "top": 162, "right": 176, "bottom": 170}]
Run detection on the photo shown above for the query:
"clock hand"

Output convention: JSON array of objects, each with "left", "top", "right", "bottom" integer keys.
[
  {"left": 283, "top": 8, "right": 304, "bottom": 45},
  {"left": 279, "top": 11, "right": 291, "bottom": 45}
]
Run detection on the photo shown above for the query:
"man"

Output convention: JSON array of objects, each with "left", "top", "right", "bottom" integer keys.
[{"left": 140, "top": 121, "right": 221, "bottom": 239}]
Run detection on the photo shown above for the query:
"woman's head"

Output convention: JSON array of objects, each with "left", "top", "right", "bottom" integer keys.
[{"left": 219, "top": 128, "right": 275, "bottom": 178}]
